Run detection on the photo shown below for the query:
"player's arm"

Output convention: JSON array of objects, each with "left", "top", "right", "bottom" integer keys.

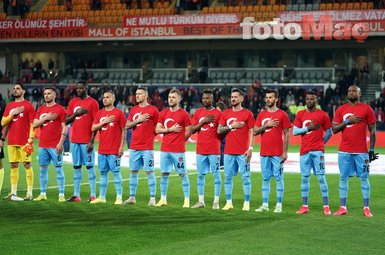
[
  {"left": 332, "top": 114, "right": 363, "bottom": 134},
  {"left": 245, "top": 128, "right": 254, "bottom": 163},
  {"left": 217, "top": 124, "right": 231, "bottom": 136},
  {"left": 118, "top": 127, "right": 126, "bottom": 157},
  {"left": 156, "top": 122, "right": 182, "bottom": 134},
  {"left": 87, "top": 131, "right": 97, "bottom": 153},
  {"left": 191, "top": 115, "right": 215, "bottom": 134},
  {"left": 292, "top": 125, "right": 308, "bottom": 136},
  {"left": 368, "top": 122, "right": 378, "bottom": 162},
  {"left": 253, "top": 119, "right": 279, "bottom": 136},
  {"left": 56, "top": 123, "right": 67, "bottom": 154},
  {"left": 323, "top": 128, "right": 332, "bottom": 144},
  {"left": 92, "top": 115, "right": 114, "bottom": 132},
  {"left": 126, "top": 113, "right": 150, "bottom": 129},
  {"left": 281, "top": 127, "right": 290, "bottom": 163},
  {"left": 1, "top": 106, "right": 24, "bottom": 126},
  {"left": 0, "top": 125, "right": 9, "bottom": 148},
  {"left": 65, "top": 113, "right": 77, "bottom": 125},
  {"left": 184, "top": 125, "right": 191, "bottom": 141}
]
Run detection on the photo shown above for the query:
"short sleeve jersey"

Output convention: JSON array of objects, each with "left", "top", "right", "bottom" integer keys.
[
  {"left": 255, "top": 109, "right": 291, "bottom": 156},
  {"left": 158, "top": 108, "right": 191, "bottom": 153},
  {"left": 36, "top": 104, "right": 66, "bottom": 148},
  {"left": 66, "top": 96, "right": 99, "bottom": 144},
  {"left": 218, "top": 108, "right": 254, "bottom": 155},
  {"left": 93, "top": 108, "right": 126, "bottom": 155},
  {"left": 127, "top": 104, "right": 159, "bottom": 150},
  {"left": 293, "top": 109, "right": 332, "bottom": 155},
  {"left": 3, "top": 100, "right": 35, "bottom": 145},
  {"left": 333, "top": 102, "right": 376, "bottom": 153},
  {"left": 191, "top": 107, "right": 222, "bottom": 155}
]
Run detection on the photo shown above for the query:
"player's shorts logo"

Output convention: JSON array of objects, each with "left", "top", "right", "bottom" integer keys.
[
  {"left": 178, "top": 157, "right": 184, "bottom": 162},
  {"left": 320, "top": 156, "right": 324, "bottom": 161},
  {"left": 364, "top": 159, "right": 369, "bottom": 165}
]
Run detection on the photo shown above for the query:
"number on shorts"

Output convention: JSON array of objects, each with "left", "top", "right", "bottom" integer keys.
[
  {"left": 149, "top": 160, "right": 154, "bottom": 167},
  {"left": 319, "top": 162, "right": 325, "bottom": 170},
  {"left": 57, "top": 155, "right": 62, "bottom": 161},
  {"left": 177, "top": 162, "right": 184, "bottom": 169},
  {"left": 115, "top": 159, "right": 120, "bottom": 167},
  {"left": 88, "top": 155, "right": 92, "bottom": 162},
  {"left": 363, "top": 164, "right": 369, "bottom": 173}
]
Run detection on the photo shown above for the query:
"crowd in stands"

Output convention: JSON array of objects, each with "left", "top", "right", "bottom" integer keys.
[{"left": 2, "top": 0, "right": 32, "bottom": 18}]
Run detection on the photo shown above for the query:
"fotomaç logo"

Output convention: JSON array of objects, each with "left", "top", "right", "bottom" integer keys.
[{"left": 241, "top": 15, "right": 369, "bottom": 43}]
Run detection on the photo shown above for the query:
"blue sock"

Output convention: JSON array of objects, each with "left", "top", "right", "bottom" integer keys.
[
  {"left": 276, "top": 177, "right": 284, "bottom": 204},
  {"left": 242, "top": 175, "right": 251, "bottom": 202},
  {"left": 87, "top": 167, "right": 96, "bottom": 197},
  {"left": 262, "top": 179, "right": 270, "bottom": 204},
  {"left": 301, "top": 175, "right": 310, "bottom": 205},
  {"left": 224, "top": 175, "right": 233, "bottom": 201},
  {"left": 339, "top": 177, "right": 348, "bottom": 206},
  {"left": 160, "top": 175, "right": 169, "bottom": 196},
  {"left": 360, "top": 177, "right": 370, "bottom": 207},
  {"left": 40, "top": 167, "right": 48, "bottom": 193},
  {"left": 130, "top": 172, "right": 139, "bottom": 197},
  {"left": 213, "top": 172, "right": 221, "bottom": 197},
  {"left": 99, "top": 171, "right": 108, "bottom": 199},
  {"left": 181, "top": 175, "right": 190, "bottom": 198},
  {"left": 317, "top": 175, "right": 329, "bottom": 205},
  {"left": 56, "top": 166, "right": 65, "bottom": 194},
  {"left": 73, "top": 168, "right": 82, "bottom": 197},
  {"left": 147, "top": 172, "right": 156, "bottom": 198},
  {"left": 197, "top": 174, "right": 205, "bottom": 196},
  {"left": 113, "top": 171, "right": 123, "bottom": 198}
]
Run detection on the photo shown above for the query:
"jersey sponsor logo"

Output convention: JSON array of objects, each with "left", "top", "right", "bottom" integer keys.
[
  {"left": 343, "top": 113, "right": 354, "bottom": 128},
  {"left": 226, "top": 117, "right": 237, "bottom": 132},
  {"left": 100, "top": 116, "right": 114, "bottom": 131},
  {"left": 133, "top": 112, "right": 143, "bottom": 127},
  {"left": 302, "top": 119, "right": 313, "bottom": 134},
  {"left": 198, "top": 117, "right": 214, "bottom": 131},
  {"left": 39, "top": 113, "right": 53, "bottom": 126},
  {"left": 9, "top": 108, "right": 23, "bottom": 122},
  {"left": 261, "top": 117, "right": 274, "bottom": 132}
]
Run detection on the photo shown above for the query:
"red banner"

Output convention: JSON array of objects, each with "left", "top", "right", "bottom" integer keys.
[{"left": 1, "top": 11, "right": 385, "bottom": 41}]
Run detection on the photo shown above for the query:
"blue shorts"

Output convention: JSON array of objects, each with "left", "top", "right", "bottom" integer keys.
[
  {"left": 300, "top": 151, "right": 325, "bottom": 176},
  {"left": 98, "top": 154, "right": 121, "bottom": 172},
  {"left": 260, "top": 156, "right": 283, "bottom": 180},
  {"left": 224, "top": 154, "right": 249, "bottom": 177},
  {"left": 338, "top": 152, "right": 370, "bottom": 178},
  {"left": 129, "top": 149, "right": 155, "bottom": 172},
  {"left": 160, "top": 152, "right": 187, "bottom": 174},
  {"left": 38, "top": 148, "right": 63, "bottom": 167},
  {"left": 72, "top": 143, "right": 95, "bottom": 167},
  {"left": 196, "top": 154, "right": 220, "bottom": 175}
]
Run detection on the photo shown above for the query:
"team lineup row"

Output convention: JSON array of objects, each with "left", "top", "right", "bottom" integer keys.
[{"left": 0, "top": 81, "right": 378, "bottom": 217}]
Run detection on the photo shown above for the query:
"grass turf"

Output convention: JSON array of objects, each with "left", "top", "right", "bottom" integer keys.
[{"left": 0, "top": 142, "right": 384, "bottom": 254}]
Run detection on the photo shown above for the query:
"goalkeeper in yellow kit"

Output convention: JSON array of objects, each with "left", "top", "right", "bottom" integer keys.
[{"left": 1, "top": 82, "right": 36, "bottom": 201}]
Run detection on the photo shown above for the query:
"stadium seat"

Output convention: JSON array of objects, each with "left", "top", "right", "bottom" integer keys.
[
  {"left": 332, "top": 3, "right": 339, "bottom": 10},
  {"left": 339, "top": 3, "right": 347, "bottom": 10},
  {"left": 368, "top": 2, "right": 374, "bottom": 9},
  {"left": 361, "top": 2, "right": 368, "bottom": 10},
  {"left": 346, "top": 3, "right": 353, "bottom": 10}
]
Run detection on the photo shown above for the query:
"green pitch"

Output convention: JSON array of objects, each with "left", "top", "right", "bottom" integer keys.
[{"left": 0, "top": 143, "right": 384, "bottom": 254}]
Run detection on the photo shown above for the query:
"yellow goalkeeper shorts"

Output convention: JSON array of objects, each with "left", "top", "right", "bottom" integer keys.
[{"left": 8, "top": 145, "right": 32, "bottom": 163}]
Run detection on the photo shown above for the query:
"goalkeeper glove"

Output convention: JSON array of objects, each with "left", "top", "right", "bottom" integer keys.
[
  {"left": 369, "top": 150, "right": 379, "bottom": 163},
  {"left": 22, "top": 140, "right": 34, "bottom": 156}
]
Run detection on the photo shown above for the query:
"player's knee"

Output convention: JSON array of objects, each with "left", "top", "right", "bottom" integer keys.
[
  {"left": 161, "top": 173, "right": 169, "bottom": 176},
  {"left": 24, "top": 162, "right": 31, "bottom": 168},
  {"left": 131, "top": 170, "right": 139, "bottom": 174},
  {"left": 145, "top": 171, "right": 153, "bottom": 175},
  {"left": 86, "top": 166, "right": 93, "bottom": 170},
  {"left": 74, "top": 165, "right": 82, "bottom": 170},
  {"left": 179, "top": 173, "right": 186, "bottom": 177},
  {"left": 55, "top": 165, "right": 62, "bottom": 168},
  {"left": 11, "top": 162, "right": 19, "bottom": 168}
]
